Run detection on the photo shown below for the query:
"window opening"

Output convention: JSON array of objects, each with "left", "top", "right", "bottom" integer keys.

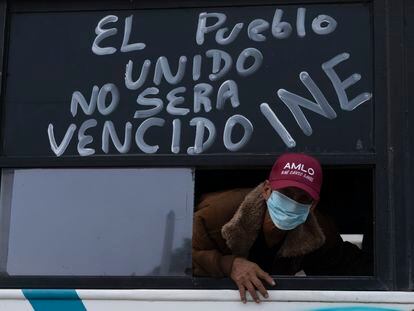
[{"left": 193, "top": 166, "right": 373, "bottom": 279}]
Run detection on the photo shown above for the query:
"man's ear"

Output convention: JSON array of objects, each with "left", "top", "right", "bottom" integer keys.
[
  {"left": 262, "top": 180, "right": 272, "bottom": 200},
  {"left": 310, "top": 200, "right": 318, "bottom": 211}
]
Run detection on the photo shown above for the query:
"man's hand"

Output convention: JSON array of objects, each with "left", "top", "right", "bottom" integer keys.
[{"left": 230, "top": 257, "right": 276, "bottom": 303}]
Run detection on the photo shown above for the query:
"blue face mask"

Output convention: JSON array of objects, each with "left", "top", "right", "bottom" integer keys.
[{"left": 266, "top": 191, "right": 312, "bottom": 230}]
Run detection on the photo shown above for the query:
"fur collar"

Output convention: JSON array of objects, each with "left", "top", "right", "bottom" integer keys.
[{"left": 221, "top": 183, "right": 326, "bottom": 258}]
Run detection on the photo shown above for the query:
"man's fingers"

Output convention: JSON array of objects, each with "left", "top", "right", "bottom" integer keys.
[
  {"left": 257, "top": 269, "right": 276, "bottom": 286},
  {"left": 245, "top": 281, "right": 260, "bottom": 303},
  {"left": 237, "top": 285, "right": 247, "bottom": 304},
  {"left": 251, "top": 276, "right": 268, "bottom": 299}
]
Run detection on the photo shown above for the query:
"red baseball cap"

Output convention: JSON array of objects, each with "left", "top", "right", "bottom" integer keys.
[{"left": 269, "top": 153, "right": 323, "bottom": 201}]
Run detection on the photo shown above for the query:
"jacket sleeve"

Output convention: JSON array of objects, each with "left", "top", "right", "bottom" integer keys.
[
  {"left": 302, "top": 213, "right": 373, "bottom": 276},
  {"left": 192, "top": 213, "right": 236, "bottom": 278}
]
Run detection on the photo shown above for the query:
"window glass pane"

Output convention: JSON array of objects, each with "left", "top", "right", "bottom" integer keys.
[{"left": 0, "top": 168, "right": 193, "bottom": 276}]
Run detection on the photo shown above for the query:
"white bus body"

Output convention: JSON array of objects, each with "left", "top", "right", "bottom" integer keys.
[{"left": 1, "top": 290, "right": 414, "bottom": 311}]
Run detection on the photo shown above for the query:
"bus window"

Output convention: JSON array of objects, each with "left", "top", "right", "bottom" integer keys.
[
  {"left": 193, "top": 166, "right": 373, "bottom": 278},
  {"left": 0, "top": 168, "right": 193, "bottom": 277}
]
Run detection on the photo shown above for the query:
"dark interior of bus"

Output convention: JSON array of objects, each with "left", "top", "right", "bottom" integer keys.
[{"left": 194, "top": 166, "right": 374, "bottom": 275}]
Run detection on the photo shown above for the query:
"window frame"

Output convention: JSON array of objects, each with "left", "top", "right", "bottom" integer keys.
[
  {"left": 0, "top": 0, "right": 408, "bottom": 291},
  {"left": 406, "top": 0, "right": 414, "bottom": 291}
]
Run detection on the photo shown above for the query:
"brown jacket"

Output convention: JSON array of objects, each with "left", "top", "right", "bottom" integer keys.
[{"left": 193, "top": 183, "right": 371, "bottom": 277}]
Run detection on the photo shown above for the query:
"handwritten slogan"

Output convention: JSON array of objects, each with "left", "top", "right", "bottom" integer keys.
[{"left": 47, "top": 8, "right": 372, "bottom": 157}]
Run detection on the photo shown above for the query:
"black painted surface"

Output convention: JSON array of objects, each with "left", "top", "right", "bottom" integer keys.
[
  {"left": 403, "top": 0, "right": 413, "bottom": 291},
  {"left": 3, "top": 4, "right": 373, "bottom": 157}
]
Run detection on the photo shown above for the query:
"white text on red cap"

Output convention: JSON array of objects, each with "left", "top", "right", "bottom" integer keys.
[{"left": 283, "top": 162, "right": 315, "bottom": 176}]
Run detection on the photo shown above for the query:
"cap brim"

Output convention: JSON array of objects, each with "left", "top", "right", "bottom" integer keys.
[{"left": 269, "top": 179, "right": 319, "bottom": 201}]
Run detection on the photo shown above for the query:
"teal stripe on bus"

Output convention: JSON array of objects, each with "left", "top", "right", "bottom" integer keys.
[{"left": 22, "top": 289, "right": 87, "bottom": 311}]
